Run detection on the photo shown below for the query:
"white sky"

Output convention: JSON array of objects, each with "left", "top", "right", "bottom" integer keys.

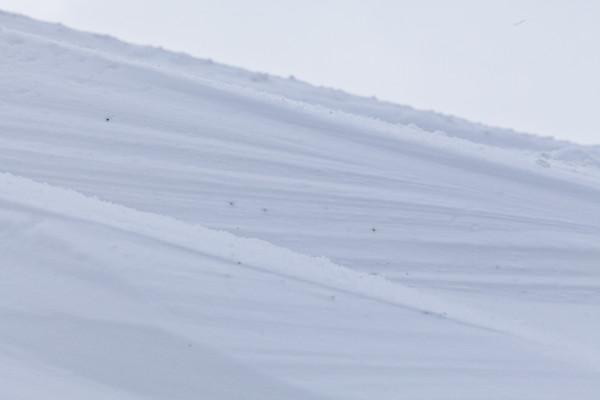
[{"left": 1, "top": 0, "right": 599, "bottom": 145}]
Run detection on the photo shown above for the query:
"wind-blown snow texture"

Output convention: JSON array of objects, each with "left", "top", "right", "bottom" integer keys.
[{"left": 1, "top": 10, "right": 599, "bottom": 400}]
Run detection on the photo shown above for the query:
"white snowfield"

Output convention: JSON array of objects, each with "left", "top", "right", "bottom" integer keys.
[{"left": 1, "top": 10, "right": 600, "bottom": 400}]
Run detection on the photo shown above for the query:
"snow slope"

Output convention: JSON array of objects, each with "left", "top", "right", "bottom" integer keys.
[{"left": 1, "top": 10, "right": 599, "bottom": 399}]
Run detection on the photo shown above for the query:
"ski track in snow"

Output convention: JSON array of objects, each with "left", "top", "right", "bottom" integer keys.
[{"left": 1, "top": 10, "right": 600, "bottom": 400}]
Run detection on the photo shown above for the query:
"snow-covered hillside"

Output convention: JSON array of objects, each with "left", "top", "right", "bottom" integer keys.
[{"left": 1, "top": 10, "right": 599, "bottom": 399}]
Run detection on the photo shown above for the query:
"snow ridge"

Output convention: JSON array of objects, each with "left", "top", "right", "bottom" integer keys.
[{"left": 2, "top": 10, "right": 600, "bottom": 400}]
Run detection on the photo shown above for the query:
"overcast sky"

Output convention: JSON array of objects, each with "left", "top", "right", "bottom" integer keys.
[{"left": 1, "top": 0, "right": 599, "bottom": 145}]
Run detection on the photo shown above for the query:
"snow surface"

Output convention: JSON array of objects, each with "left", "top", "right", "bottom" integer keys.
[{"left": 1, "top": 10, "right": 600, "bottom": 399}]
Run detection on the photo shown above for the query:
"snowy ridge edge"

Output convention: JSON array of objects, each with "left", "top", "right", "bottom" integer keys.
[{"left": 2, "top": 171, "right": 598, "bottom": 369}]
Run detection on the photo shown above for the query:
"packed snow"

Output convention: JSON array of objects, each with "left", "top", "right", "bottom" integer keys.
[{"left": 1, "top": 10, "right": 599, "bottom": 399}]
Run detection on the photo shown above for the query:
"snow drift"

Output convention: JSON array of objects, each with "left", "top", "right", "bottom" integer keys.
[{"left": 1, "top": 10, "right": 599, "bottom": 399}]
